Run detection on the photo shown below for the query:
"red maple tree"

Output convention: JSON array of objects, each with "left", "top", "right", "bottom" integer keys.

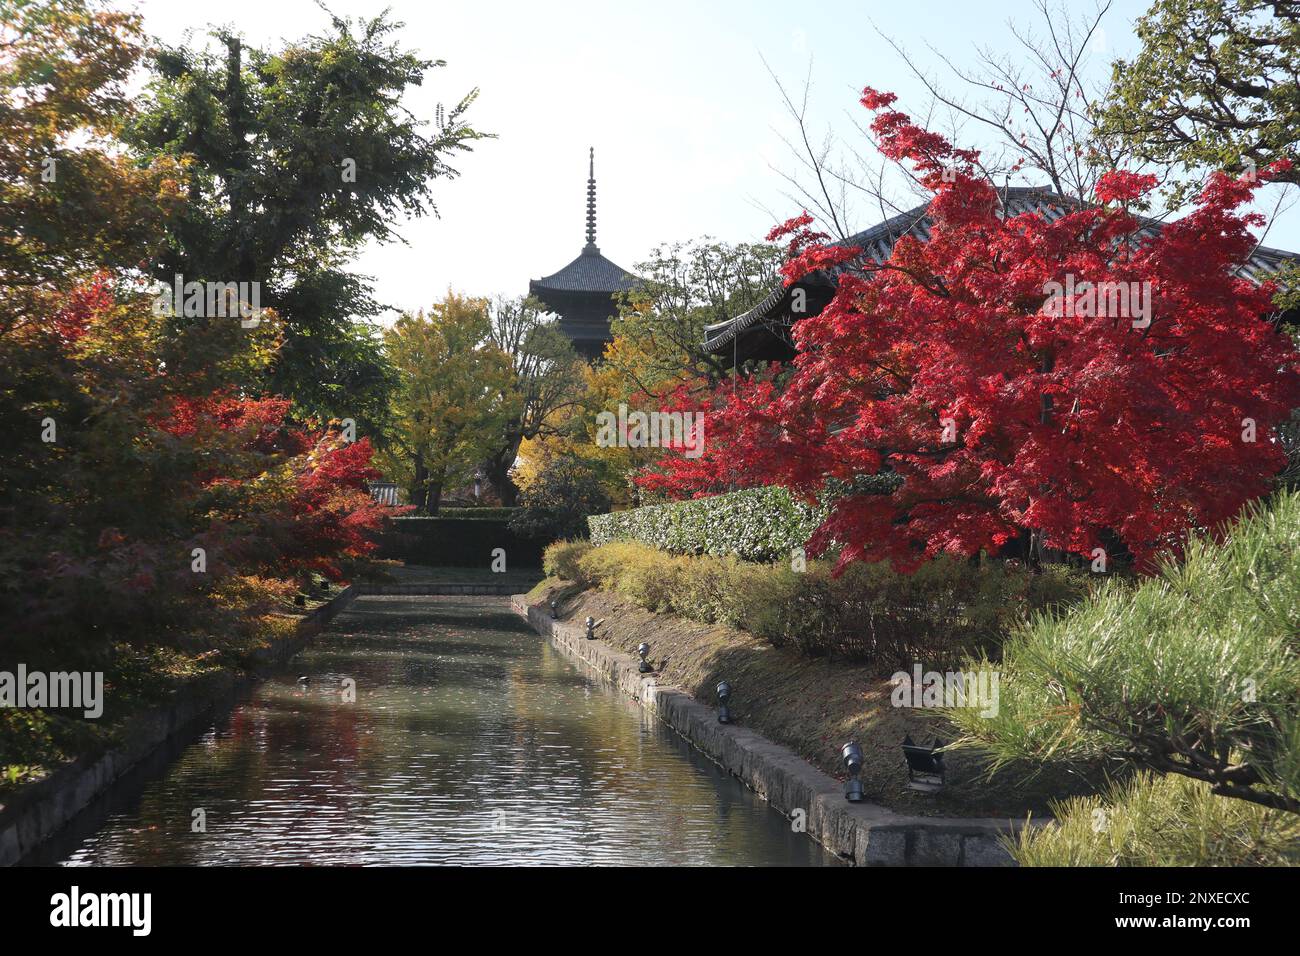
[{"left": 641, "top": 89, "right": 1300, "bottom": 571}]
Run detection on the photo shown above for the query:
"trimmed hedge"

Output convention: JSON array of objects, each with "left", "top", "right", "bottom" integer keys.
[
  {"left": 399, "top": 507, "right": 519, "bottom": 521},
  {"left": 378, "top": 516, "right": 544, "bottom": 567},
  {"left": 587, "top": 487, "right": 826, "bottom": 562}
]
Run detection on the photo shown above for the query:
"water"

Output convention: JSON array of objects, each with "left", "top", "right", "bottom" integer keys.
[{"left": 48, "top": 595, "right": 836, "bottom": 866}]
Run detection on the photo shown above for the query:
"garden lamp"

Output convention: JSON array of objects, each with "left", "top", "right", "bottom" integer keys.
[
  {"left": 901, "top": 735, "right": 945, "bottom": 793},
  {"left": 716, "top": 681, "right": 733, "bottom": 724},
  {"left": 841, "top": 741, "right": 865, "bottom": 802}
]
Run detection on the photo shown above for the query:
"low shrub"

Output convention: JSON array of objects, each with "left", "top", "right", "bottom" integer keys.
[
  {"left": 571, "top": 540, "right": 1091, "bottom": 669},
  {"left": 1012, "top": 773, "right": 1300, "bottom": 867},
  {"left": 542, "top": 539, "right": 592, "bottom": 582}
]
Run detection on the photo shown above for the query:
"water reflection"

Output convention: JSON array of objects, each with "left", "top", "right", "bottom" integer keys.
[{"left": 55, "top": 596, "right": 836, "bottom": 866}]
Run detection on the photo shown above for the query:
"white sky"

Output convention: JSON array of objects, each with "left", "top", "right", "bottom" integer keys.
[{"left": 127, "top": 0, "right": 1300, "bottom": 323}]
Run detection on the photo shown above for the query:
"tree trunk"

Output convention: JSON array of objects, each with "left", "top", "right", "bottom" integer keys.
[
  {"left": 1030, "top": 349, "right": 1062, "bottom": 569},
  {"left": 411, "top": 453, "right": 429, "bottom": 513},
  {"left": 484, "top": 441, "right": 521, "bottom": 507},
  {"left": 486, "top": 456, "right": 518, "bottom": 506},
  {"left": 427, "top": 481, "right": 443, "bottom": 516},
  {"left": 223, "top": 37, "right": 256, "bottom": 283}
]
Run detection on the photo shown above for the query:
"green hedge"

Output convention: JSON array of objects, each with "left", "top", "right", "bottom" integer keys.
[
  {"left": 587, "top": 487, "right": 826, "bottom": 562},
  {"left": 398, "top": 507, "right": 519, "bottom": 521},
  {"left": 379, "top": 516, "right": 544, "bottom": 567}
]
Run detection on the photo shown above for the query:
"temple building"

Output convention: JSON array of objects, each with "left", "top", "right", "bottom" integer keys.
[
  {"left": 529, "top": 149, "right": 640, "bottom": 358},
  {"left": 704, "top": 185, "right": 1300, "bottom": 366}
]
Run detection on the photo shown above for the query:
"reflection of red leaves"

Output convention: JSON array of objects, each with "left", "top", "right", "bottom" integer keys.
[{"left": 644, "top": 88, "right": 1300, "bottom": 574}]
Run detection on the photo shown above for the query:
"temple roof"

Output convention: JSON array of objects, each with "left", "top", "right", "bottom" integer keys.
[
  {"left": 530, "top": 247, "right": 640, "bottom": 295},
  {"left": 704, "top": 185, "right": 1300, "bottom": 357},
  {"left": 531, "top": 147, "right": 640, "bottom": 297}
]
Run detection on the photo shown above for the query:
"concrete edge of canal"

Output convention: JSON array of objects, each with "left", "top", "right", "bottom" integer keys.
[
  {"left": 0, "top": 586, "right": 361, "bottom": 867},
  {"left": 512, "top": 594, "right": 1023, "bottom": 867}
]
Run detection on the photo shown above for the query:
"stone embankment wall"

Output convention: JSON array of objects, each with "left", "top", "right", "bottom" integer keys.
[{"left": 514, "top": 595, "right": 1021, "bottom": 866}]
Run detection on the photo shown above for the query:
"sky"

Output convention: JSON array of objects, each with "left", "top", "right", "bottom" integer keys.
[{"left": 128, "top": 0, "right": 1300, "bottom": 323}]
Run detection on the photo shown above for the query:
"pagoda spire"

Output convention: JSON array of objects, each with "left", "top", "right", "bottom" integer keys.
[{"left": 584, "top": 147, "right": 598, "bottom": 254}]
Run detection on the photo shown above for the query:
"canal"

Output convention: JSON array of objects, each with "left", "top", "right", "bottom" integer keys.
[{"left": 43, "top": 595, "right": 836, "bottom": 866}]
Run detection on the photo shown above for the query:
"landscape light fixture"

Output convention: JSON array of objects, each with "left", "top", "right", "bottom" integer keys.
[
  {"left": 637, "top": 642, "right": 653, "bottom": 673},
  {"left": 550, "top": 600, "right": 558, "bottom": 619},
  {"left": 318, "top": 579, "right": 330, "bottom": 594},
  {"left": 901, "top": 736, "right": 946, "bottom": 793},
  {"left": 841, "top": 741, "right": 865, "bottom": 802},
  {"left": 716, "top": 681, "right": 733, "bottom": 724}
]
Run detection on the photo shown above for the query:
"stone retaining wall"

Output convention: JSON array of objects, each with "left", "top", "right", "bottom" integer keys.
[
  {"left": 513, "top": 594, "right": 1022, "bottom": 866},
  {"left": 0, "top": 587, "right": 358, "bottom": 867}
]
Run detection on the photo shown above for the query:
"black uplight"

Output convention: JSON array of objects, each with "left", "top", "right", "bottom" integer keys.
[
  {"left": 841, "top": 741, "right": 865, "bottom": 802},
  {"left": 716, "top": 681, "right": 732, "bottom": 724},
  {"left": 901, "top": 736, "right": 945, "bottom": 793}
]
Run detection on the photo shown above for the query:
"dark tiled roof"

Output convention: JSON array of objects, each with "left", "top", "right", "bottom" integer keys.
[
  {"left": 704, "top": 186, "right": 1299, "bottom": 354},
  {"left": 530, "top": 246, "right": 640, "bottom": 295}
]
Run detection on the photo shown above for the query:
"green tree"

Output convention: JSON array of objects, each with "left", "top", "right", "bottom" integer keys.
[
  {"left": 509, "top": 452, "right": 612, "bottom": 541},
  {"left": 606, "top": 239, "right": 782, "bottom": 397},
  {"left": 380, "top": 293, "right": 515, "bottom": 514},
  {"left": 0, "top": 0, "right": 183, "bottom": 333},
  {"left": 552, "top": 239, "right": 782, "bottom": 507},
  {"left": 1100, "top": 0, "right": 1300, "bottom": 193},
  {"left": 949, "top": 491, "right": 1300, "bottom": 815},
  {"left": 127, "top": 8, "right": 488, "bottom": 432},
  {"left": 481, "top": 296, "right": 585, "bottom": 506},
  {"left": 0, "top": 0, "right": 186, "bottom": 547},
  {"left": 1012, "top": 773, "right": 1300, "bottom": 866}
]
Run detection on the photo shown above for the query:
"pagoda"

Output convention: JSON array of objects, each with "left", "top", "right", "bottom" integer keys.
[{"left": 529, "top": 149, "right": 639, "bottom": 358}]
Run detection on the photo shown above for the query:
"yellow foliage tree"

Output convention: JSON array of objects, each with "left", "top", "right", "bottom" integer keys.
[{"left": 379, "top": 292, "right": 517, "bottom": 513}]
